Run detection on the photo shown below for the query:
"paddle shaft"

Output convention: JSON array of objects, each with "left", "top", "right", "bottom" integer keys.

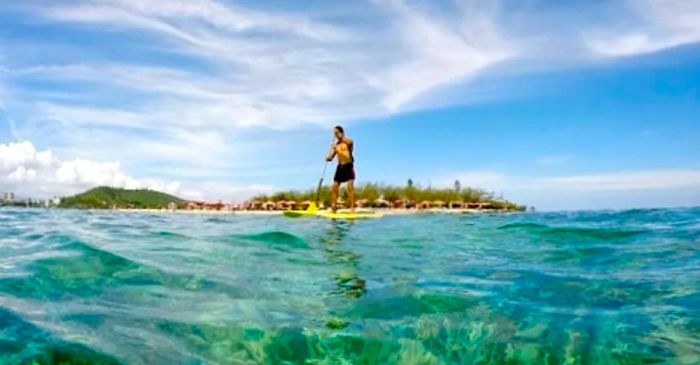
[
  {"left": 314, "top": 162, "right": 328, "bottom": 205},
  {"left": 315, "top": 137, "right": 336, "bottom": 205}
]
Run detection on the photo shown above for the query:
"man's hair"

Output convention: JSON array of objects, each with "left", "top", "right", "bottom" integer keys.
[{"left": 334, "top": 125, "right": 344, "bottom": 134}]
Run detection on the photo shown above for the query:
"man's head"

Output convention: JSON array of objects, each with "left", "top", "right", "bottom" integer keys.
[{"left": 334, "top": 125, "right": 344, "bottom": 139}]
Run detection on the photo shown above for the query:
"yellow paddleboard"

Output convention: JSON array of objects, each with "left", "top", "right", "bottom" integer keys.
[
  {"left": 283, "top": 202, "right": 322, "bottom": 218},
  {"left": 283, "top": 210, "right": 318, "bottom": 218},
  {"left": 283, "top": 203, "right": 383, "bottom": 219},
  {"left": 316, "top": 211, "right": 383, "bottom": 219}
]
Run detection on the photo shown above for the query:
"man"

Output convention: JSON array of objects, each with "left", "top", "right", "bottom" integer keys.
[{"left": 326, "top": 125, "right": 355, "bottom": 212}]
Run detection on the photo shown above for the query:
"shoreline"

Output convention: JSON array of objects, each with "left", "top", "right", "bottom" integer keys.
[{"left": 113, "top": 208, "right": 512, "bottom": 216}]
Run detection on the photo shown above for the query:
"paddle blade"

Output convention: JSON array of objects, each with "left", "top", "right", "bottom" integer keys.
[{"left": 306, "top": 202, "right": 318, "bottom": 212}]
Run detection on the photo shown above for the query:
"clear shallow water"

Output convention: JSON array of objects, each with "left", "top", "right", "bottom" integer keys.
[{"left": 0, "top": 208, "right": 699, "bottom": 364}]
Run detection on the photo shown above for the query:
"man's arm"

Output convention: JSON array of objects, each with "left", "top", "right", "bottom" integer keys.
[
  {"left": 326, "top": 144, "right": 337, "bottom": 162},
  {"left": 341, "top": 137, "right": 354, "bottom": 159}
]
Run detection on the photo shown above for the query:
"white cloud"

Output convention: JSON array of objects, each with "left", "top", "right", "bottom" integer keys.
[
  {"left": 442, "top": 168, "right": 700, "bottom": 210},
  {"left": 0, "top": 140, "right": 180, "bottom": 198},
  {"left": 117, "top": 0, "right": 347, "bottom": 41},
  {"left": 446, "top": 168, "right": 700, "bottom": 192},
  {"left": 36, "top": 102, "right": 156, "bottom": 130},
  {"left": 1, "top": 0, "right": 521, "bottom": 188},
  {"left": 534, "top": 169, "right": 700, "bottom": 192},
  {"left": 178, "top": 182, "right": 276, "bottom": 201},
  {"left": 8, "top": 0, "right": 514, "bottom": 131},
  {"left": 0, "top": 140, "right": 274, "bottom": 202},
  {"left": 0, "top": 140, "right": 53, "bottom": 170},
  {"left": 7, "top": 166, "right": 37, "bottom": 182},
  {"left": 585, "top": 0, "right": 700, "bottom": 57},
  {"left": 55, "top": 159, "right": 140, "bottom": 188},
  {"left": 39, "top": 0, "right": 346, "bottom": 44},
  {"left": 378, "top": 0, "right": 515, "bottom": 110}
]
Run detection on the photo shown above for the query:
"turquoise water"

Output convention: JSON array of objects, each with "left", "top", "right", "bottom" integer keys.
[{"left": 0, "top": 208, "right": 699, "bottom": 364}]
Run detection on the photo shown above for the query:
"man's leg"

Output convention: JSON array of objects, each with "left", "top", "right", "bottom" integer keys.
[
  {"left": 331, "top": 181, "right": 339, "bottom": 212},
  {"left": 347, "top": 180, "right": 355, "bottom": 212}
]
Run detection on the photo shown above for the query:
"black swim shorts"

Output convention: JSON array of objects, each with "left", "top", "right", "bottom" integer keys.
[{"left": 334, "top": 163, "right": 355, "bottom": 183}]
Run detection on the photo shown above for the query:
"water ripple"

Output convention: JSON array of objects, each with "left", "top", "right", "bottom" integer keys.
[{"left": 0, "top": 207, "right": 697, "bottom": 364}]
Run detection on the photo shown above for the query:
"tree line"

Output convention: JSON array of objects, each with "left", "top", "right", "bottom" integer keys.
[{"left": 253, "top": 180, "right": 524, "bottom": 210}]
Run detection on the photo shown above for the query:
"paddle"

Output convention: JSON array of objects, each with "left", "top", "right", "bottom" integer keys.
[{"left": 309, "top": 137, "right": 336, "bottom": 212}]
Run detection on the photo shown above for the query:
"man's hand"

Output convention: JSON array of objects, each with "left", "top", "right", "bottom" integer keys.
[{"left": 326, "top": 155, "right": 333, "bottom": 162}]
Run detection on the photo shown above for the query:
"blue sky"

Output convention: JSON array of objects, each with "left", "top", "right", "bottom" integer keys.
[{"left": 0, "top": 0, "right": 699, "bottom": 210}]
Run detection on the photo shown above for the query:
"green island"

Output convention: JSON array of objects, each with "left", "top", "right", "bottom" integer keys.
[
  {"left": 58, "top": 186, "right": 184, "bottom": 209},
  {"left": 253, "top": 180, "right": 525, "bottom": 211},
  {"left": 56, "top": 181, "right": 525, "bottom": 212}
]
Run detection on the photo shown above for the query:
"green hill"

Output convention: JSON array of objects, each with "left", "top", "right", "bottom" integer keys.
[{"left": 59, "top": 186, "right": 185, "bottom": 209}]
